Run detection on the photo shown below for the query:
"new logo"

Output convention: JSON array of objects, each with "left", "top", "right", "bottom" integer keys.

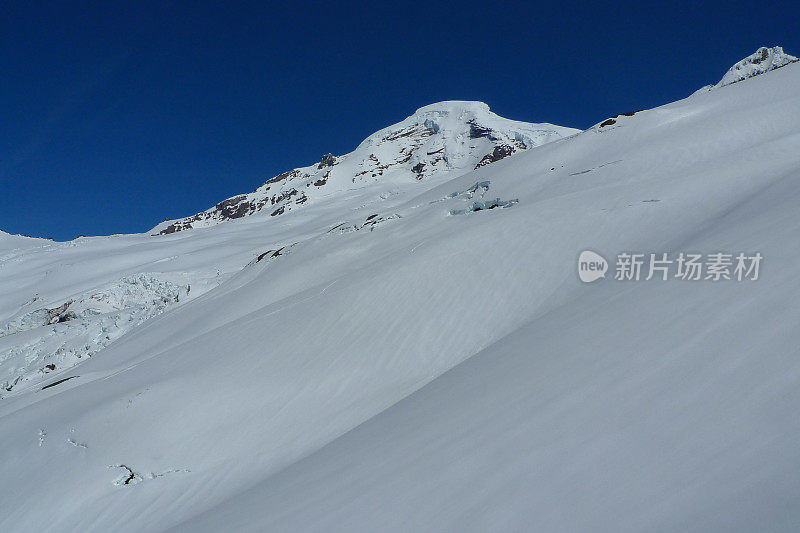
[{"left": 578, "top": 250, "right": 608, "bottom": 283}]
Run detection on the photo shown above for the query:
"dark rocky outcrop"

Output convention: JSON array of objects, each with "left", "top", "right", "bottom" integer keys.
[
  {"left": 318, "top": 153, "right": 336, "bottom": 168},
  {"left": 475, "top": 145, "right": 515, "bottom": 169}
]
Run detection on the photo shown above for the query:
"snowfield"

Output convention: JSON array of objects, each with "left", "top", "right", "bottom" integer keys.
[{"left": 1, "top": 56, "right": 800, "bottom": 532}]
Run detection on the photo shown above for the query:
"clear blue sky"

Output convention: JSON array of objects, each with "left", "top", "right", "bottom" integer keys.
[{"left": 2, "top": 0, "right": 798, "bottom": 240}]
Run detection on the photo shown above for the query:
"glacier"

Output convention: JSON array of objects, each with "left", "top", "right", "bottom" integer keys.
[{"left": 1, "top": 51, "right": 800, "bottom": 532}]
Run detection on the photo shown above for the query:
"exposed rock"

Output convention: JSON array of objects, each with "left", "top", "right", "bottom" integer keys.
[
  {"left": 318, "top": 153, "right": 336, "bottom": 168},
  {"left": 47, "top": 300, "right": 74, "bottom": 324},
  {"left": 468, "top": 120, "right": 493, "bottom": 139},
  {"left": 267, "top": 169, "right": 300, "bottom": 184},
  {"left": 475, "top": 145, "right": 515, "bottom": 169}
]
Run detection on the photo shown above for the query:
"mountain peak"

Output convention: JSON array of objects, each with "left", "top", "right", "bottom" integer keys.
[
  {"left": 152, "top": 103, "right": 578, "bottom": 235},
  {"left": 692, "top": 46, "right": 798, "bottom": 96},
  {"left": 717, "top": 46, "right": 798, "bottom": 87},
  {"left": 412, "top": 100, "right": 491, "bottom": 115}
]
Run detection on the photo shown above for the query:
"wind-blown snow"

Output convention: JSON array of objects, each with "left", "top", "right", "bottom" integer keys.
[{"left": 1, "top": 58, "right": 800, "bottom": 532}]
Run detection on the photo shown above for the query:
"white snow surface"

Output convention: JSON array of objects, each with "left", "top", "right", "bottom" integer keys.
[{"left": 1, "top": 63, "right": 800, "bottom": 532}]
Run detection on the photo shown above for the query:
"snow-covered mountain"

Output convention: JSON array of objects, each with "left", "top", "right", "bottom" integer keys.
[
  {"left": 717, "top": 46, "right": 798, "bottom": 86},
  {"left": 2, "top": 50, "right": 800, "bottom": 532},
  {"left": 151, "top": 101, "right": 577, "bottom": 235},
  {"left": 0, "top": 103, "right": 576, "bottom": 398},
  {"left": 694, "top": 45, "right": 798, "bottom": 94}
]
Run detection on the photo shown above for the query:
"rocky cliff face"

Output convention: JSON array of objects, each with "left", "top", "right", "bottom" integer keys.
[{"left": 151, "top": 101, "right": 577, "bottom": 235}]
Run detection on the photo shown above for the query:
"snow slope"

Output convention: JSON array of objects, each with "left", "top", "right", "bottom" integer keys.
[
  {"left": 0, "top": 103, "right": 576, "bottom": 398},
  {"left": 1, "top": 59, "right": 800, "bottom": 531}
]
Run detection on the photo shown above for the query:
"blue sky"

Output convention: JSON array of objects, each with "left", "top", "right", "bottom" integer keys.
[{"left": 2, "top": 0, "right": 798, "bottom": 240}]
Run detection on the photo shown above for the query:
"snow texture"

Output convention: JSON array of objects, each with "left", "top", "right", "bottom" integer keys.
[{"left": 1, "top": 52, "right": 800, "bottom": 532}]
